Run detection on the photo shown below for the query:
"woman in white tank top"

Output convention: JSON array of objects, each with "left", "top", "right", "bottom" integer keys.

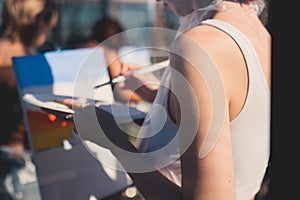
[
  {"left": 72, "top": 0, "right": 271, "bottom": 199},
  {"left": 134, "top": 0, "right": 270, "bottom": 199}
]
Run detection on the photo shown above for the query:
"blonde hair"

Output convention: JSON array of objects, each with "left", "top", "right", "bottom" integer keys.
[{"left": 0, "top": 0, "right": 58, "bottom": 44}]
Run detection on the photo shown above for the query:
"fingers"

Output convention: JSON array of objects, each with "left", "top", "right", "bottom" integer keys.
[
  {"left": 120, "top": 63, "right": 141, "bottom": 75},
  {"left": 62, "top": 98, "right": 73, "bottom": 108},
  {"left": 62, "top": 98, "right": 91, "bottom": 110}
]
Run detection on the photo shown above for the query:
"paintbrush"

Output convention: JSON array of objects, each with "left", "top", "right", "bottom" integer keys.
[{"left": 94, "top": 59, "right": 169, "bottom": 89}]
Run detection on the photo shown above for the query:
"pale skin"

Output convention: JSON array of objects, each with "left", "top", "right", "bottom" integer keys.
[
  {"left": 168, "top": 1, "right": 270, "bottom": 199},
  {"left": 64, "top": 0, "right": 271, "bottom": 199},
  {"left": 170, "top": 1, "right": 270, "bottom": 199}
]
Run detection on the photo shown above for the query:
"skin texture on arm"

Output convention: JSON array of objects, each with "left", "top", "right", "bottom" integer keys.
[
  {"left": 68, "top": 1, "right": 269, "bottom": 199},
  {"left": 74, "top": 36, "right": 235, "bottom": 199},
  {"left": 168, "top": 32, "right": 236, "bottom": 199},
  {"left": 68, "top": 23, "right": 236, "bottom": 200}
]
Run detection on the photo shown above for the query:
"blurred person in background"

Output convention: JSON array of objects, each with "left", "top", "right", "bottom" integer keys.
[
  {"left": 69, "top": 16, "right": 159, "bottom": 104},
  {"left": 73, "top": 16, "right": 134, "bottom": 81},
  {"left": 0, "top": 0, "right": 58, "bottom": 199}
]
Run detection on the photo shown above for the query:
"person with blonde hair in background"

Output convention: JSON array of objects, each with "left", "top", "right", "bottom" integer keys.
[{"left": 0, "top": 0, "right": 58, "bottom": 199}]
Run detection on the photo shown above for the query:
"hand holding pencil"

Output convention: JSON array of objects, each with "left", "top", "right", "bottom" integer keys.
[{"left": 94, "top": 59, "right": 169, "bottom": 89}]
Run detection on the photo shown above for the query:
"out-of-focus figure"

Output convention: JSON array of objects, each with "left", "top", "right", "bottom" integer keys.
[
  {"left": 0, "top": 0, "right": 58, "bottom": 199},
  {"left": 68, "top": 16, "right": 159, "bottom": 104}
]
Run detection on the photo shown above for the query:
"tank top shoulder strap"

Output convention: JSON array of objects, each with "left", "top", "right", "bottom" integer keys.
[{"left": 201, "top": 19, "right": 269, "bottom": 94}]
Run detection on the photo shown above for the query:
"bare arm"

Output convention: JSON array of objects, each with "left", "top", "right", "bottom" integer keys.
[
  {"left": 70, "top": 31, "right": 235, "bottom": 199},
  {"left": 169, "top": 34, "right": 235, "bottom": 199}
]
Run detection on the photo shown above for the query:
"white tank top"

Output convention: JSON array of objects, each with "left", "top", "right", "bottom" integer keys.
[{"left": 135, "top": 19, "right": 270, "bottom": 200}]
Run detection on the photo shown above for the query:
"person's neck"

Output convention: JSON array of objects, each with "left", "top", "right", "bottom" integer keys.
[{"left": 219, "top": 0, "right": 265, "bottom": 17}]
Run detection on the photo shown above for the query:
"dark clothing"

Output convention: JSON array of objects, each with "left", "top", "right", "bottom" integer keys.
[{"left": 0, "top": 67, "right": 25, "bottom": 146}]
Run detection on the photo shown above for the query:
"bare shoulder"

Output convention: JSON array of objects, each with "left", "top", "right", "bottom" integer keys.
[
  {"left": 182, "top": 17, "right": 271, "bottom": 90},
  {"left": 0, "top": 40, "right": 25, "bottom": 68},
  {"left": 175, "top": 16, "right": 271, "bottom": 121},
  {"left": 171, "top": 21, "right": 253, "bottom": 121},
  {"left": 171, "top": 23, "right": 240, "bottom": 81},
  {"left": 182, "top": 24, "right": 238, "bottom": 61}
]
